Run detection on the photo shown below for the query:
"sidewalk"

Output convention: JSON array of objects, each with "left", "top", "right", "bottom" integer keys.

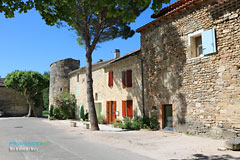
[{"left": 42, "top": 119, "right": 240, "bottom": 160}]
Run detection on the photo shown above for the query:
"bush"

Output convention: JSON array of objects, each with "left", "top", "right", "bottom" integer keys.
[
  {"left": 131, "top": 118, "right": 144, "bottom": 130},
  {"left": 149, "top": 117, "right": 160, "bottom": 130},
  {"left": 122, "top": 117, "right": 132, "bottom": 130},
  {"left": 53, "top": 107, "right": 65, "bottom": 120},
  {"left": 49, "top": 105, "right": 54, "bottom": 117},
  {"left": 80, "top": 106, "right": 85, "bottom": 121},
  {"left": 113, "top": 122, "right": 123, "bottom": 128},
  {"left": 53, "top": 93, "right": 76, "bottom": 119},
  {"left": 85, "top": 112, "right": 89, "bottom": 121},
  {"left": 98, "top": 115, "right": 106, "bottom": 124},
  {"left": 42, "top": 110, "right": 49, "bottom": 116}
]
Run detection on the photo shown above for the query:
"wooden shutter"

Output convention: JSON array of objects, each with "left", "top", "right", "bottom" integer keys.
[
  {"left": 122, "top": 71, "right": 126, "bottom": 88},
  {"left": 122, "top": 100, "right": 126, "bottom": 117},
  {"left": 112, "top": 101, "right": 116, "bottom": 123},
  {"left": 106, "top": 101, "right": 109, "bottom": 124},
  {"left": 108, "top": 71, "right": 113, "bottom": 87},
  {"left": 127, "top": 100, "right": 133, "bottom": 118},
  {"left": 202, "top": 28, "right": 216, "bottom": 55},
  {"left": 126, "top": 70, "right": 132, "bottom": 87}
]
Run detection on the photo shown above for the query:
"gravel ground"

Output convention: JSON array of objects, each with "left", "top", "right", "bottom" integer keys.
[{"left": 43, "top": 119, "right": 240, "bottom": 160}]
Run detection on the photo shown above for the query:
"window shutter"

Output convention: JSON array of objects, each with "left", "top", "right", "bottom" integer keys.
[
  {"left": 122, "top": 71, "right": 126, "bottom": 88},
  {"left": 122, "top": 100, "right": 126, "bottom": 117},
  {"left": 108, "top": 71, "right": 113, "bottom": 87},
  {"left": 202, "top": 28, "right": 216, "bottom": 55},
  {"left": 127, "top": 100, "right": 133, "bottom": 118},
  {"left": 112, "top": 101, "right": 116, "bottom": 123},
  {"left": 106, "top": 101, "right": 109, "bottom": 124},
  {"left": 127, "top": 70, "right": 132, "bottom": 87}
]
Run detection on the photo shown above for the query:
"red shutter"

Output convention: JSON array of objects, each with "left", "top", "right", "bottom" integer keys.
[
  {"left": 127, "top": 100, "right": 133, "bottom": 118},
  {"left": 127, "top": 70, "right": 132, "bottom": 87},
  {"left": 122, "top": 100, "right": 126, "bottom": 117},
  {"left": 122, "top": 71, "right": 126, "bottom": 88},
  {"left": 106, "top": 101, "right": 109, "bottom": 124},
  {"left": 112, "top": 101, "right": 116, "bottom": 123},
  {"left": 108, "top": 71, "right": 113, "bottom": 87}
]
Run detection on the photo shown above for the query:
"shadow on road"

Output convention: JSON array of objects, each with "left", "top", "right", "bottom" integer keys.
[{"left": 188, "top": 153, "right": 240, "bottom": 160}]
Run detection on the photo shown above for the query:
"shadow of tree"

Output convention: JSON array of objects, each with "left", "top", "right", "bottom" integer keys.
[{"left": 188, "top": 153, "right": 240, "bottom": 160}]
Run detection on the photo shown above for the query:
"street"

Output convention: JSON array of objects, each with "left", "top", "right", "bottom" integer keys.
[{"left": 0, "top": 117, "right": 152, "bottom": 160}]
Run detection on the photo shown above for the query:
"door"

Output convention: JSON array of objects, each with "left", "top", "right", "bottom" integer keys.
[
  {"left": 95, "top": 103, "right": 102, "bottom": 119},
  {"left": 106, "top": 101, "right": 116, "bottom": 124},
  {"left": 163, "top": 104, "right": 173, "bottom": 130}
]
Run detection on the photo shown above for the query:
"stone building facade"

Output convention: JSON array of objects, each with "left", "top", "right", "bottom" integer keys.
[
  {"left": 49, "top": 58, "right": 80, "bottom": 107},
  {"left": 69, "top": 49, "right": 144, "bottom": 123},
  {"left": 0, "top": 78, "right": 28, "bottom": 116},
  {"left": 136, "top": 0, "right": 240, "bottom": 137}
]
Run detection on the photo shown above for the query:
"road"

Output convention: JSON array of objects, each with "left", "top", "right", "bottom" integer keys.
[{"left": 0, "top": 117, "right": 152, "bottom": 160}]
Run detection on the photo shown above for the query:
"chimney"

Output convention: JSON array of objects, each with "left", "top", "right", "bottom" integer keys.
[{"left": 114, "top": 49, "right": 120, "bottom": 59}]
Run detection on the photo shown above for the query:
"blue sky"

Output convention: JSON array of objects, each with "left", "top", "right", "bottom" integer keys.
[{"left": 0, "top": 1, "right": 176, "bottom": 78}]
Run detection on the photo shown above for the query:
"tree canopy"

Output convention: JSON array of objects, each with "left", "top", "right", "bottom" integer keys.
[{"left": 4, "top": 71, "right": 49, "bottom": 117}]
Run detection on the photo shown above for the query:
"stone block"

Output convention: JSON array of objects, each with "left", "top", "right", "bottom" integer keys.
[{"left": 225, "top": 137, "right": 240, "bottom": 151}]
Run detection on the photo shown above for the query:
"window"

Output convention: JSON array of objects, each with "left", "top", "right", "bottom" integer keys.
[
  {"left": 188, "top": 28, "right": 216, "bottom": 58},
  {"left": 77, "top": 74, "right": 80, "bottom": 82},
  {"left": 122, "top": 100, "right": 133, "bottom": 118},
  {"left": 108, "top": 71, "right": 113, "bottom": 87},
  {"left": 122, "top": 70, "right": 132, "bottom": 88}
]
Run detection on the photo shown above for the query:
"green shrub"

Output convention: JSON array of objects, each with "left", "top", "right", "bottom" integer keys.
[
  {"left": 42, "top": 110, "right": 49, "bottom": 116},
  {"left": 113, "top": 122, "right": 122, "bottom": 128},
  {"left": 53, "top": 93, "right": 76, "bottom": 119},
  {"left": 85, "top": 112, "right": 89, "bottom": 121},
  {"left": 149, "top": 117, "right": 160, "bottom": 130},
  {"left": 122, "top": 117, "right": 132, "bottom": 130},
  {"left": 98, "top": 115, "right": 106, "bottom": 124},
  {"left": 49, "top": 117, "right": 56, "bottom": 120},
  {"left": 131, "top": 118, "right": 144, "bottom": 130},
  {"left": 49, "top": 105, "right": 54, "bottom": 117},
  {"left": 80, "top": 106, "right": 85, "bottom": 121},
  {"left": 53, "top": 107, "right": 65, "bottom": 120}
]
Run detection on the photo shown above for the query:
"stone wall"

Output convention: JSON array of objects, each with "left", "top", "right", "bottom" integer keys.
[
  {"left": 49, "top": 58, "right": 80, "bottom": 107},
  {"left": 0, "top": 87, "right": 28, "bottom": 116},
  {"left": 140, "top": 0, "right": 240, "bottom": 138}
]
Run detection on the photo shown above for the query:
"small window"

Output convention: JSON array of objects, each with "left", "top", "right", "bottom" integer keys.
[
  {"left": 77, "top": 74, "right": 80, "bottom": 82},
  {"left": 59, "top": 88, "right": 63, "bottom": 92},
  {"left": 95, "top": 93, "right": 98, "bottom": 101},
  {"left": 122, "top": 70, "right": 132, "bottom": 88},
  {"left": 189, "top": 28, "right": 216, "bottom": 58},
  {"left": 108, "top": 71, "right": 113, "bottom": 87}
]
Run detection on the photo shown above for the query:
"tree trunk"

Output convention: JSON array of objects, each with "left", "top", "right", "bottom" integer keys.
[
  {"left": 24, "top": 92, "right": 38, "bottom": 117},
  {"left": 86, "top": 50, "right": 100, "bottom": 130}
]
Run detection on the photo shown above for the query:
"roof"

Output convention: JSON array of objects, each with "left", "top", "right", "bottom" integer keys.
[
  {"left": 69, "top": 49, "right": 141, "bottom": 75},
  {"left": 136, "top": 0, "right": 208, "bottom": 32},
  {"left": 0, "top": 78, "right": 5, "bottom": 87}
]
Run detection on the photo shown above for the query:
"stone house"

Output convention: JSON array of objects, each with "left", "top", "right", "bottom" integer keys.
[
  {"left": 136, "top": 0, "right": 240, "bottom": 137},
  {"left": 68, "top": 49, "right": 144, "bottom": 123},
  {"left": 0, "top": 78, "right": 28, "bottom": 116}
]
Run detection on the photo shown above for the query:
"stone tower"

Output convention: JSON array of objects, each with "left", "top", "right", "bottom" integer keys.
[{"left": 49, "top": 58, "right": 80, "bottom": 107}]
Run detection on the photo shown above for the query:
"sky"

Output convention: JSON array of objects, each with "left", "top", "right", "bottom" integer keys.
[{"left": 0, "top": 1, "right": 176, "bottom": 78}]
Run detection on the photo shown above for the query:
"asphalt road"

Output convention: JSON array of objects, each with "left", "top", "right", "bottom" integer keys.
[{"left": 0, "top": 117, "right": 152, "bottom": 160}]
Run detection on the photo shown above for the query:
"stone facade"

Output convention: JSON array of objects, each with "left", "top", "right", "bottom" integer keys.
[
  {"left": 0, "top": 79, "right": 28, "bottom": 116},
  {"left": 49, "top": 58, "right": 80, "bottom": 107},
  {"left": 138, "top": 0, "right": 240, "bottom": 138},
  {"left": 69, "top": 50, "right": 143, "bottom": 122}
]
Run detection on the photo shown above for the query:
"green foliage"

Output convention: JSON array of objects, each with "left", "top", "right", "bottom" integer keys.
[
  {"left": 80, "top": 106, "right": 85, "bottom": 121},
  {"left": 49, "top": 117, "right": 56, "bottom": 120},
  {"left": 119, "top": 116, "right": 159, "bottom": 130},
  {"left": 149, "top": 117, "right": 160, "bottom": 130},
  {"left": 53, "top": 93, "right": 76, "bottom": 119},
  {"left": 53, "top": 107, "right": 65, "bottom": 120},
  {"left": 49, "top": 105, "right": 54, "bottom": 117},
  {"left": 42, "top": 110, "right": 49, "bottom": 116},
  {"left": 113, "top": 122, "right": 123, "bottom": 128},
  {"left": 0, "top": 0, "right": 34, "bottom": 18},
  {"left": 42, "top": 72, "right": 50, "bottom": 110},
  {"left": 4, "top": 70, "right": 49, "bottom": 117},
  {"left": 131, "top": 118, "right": 144, "bottom": 130},
  {"left": 97, "top": 115, "right": 106, "bottom": 124},
  {"left": 85, "top": 112, "right": 89, "bottom": 122}
]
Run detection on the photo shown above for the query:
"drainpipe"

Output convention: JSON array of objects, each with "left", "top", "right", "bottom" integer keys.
[{"left": 137, "top": 56, "right": 145, "bottom": 118}]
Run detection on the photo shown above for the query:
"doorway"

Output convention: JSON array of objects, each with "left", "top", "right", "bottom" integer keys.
[
  {"left": 106, "top": 101, "right": 116, "bottom": 124},
  {"left": 94, "top": 103, "right": 102, "bottom": 119},
  {"left": 163, "top": 104, "right": 173, "bottom": 130}
]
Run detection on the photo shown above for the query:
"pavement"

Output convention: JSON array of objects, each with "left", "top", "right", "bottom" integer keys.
[{"left": 0, "top": 117, "right": 152, "bottom": 160}]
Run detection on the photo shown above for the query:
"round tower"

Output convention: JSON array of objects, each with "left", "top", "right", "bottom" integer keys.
[{"left": 49, "top": 58, "right": 80, "bottom": 107}]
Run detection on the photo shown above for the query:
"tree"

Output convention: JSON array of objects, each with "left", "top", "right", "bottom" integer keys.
[
  {"left": 33, "top": 0, "right": 169, "bottom": 130},
  {"left": 4, "top": 71, "right": 49, "bottom": 117},
  {"left": 0, "top": 0, "right": 33, "bottom": 18},
  {"left": 42, "top": 72, "right": 50, "bottom": 111}
]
